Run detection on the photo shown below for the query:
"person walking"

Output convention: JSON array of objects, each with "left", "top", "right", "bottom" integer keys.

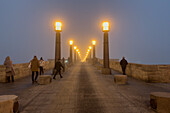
[
  {"left": 4, "top": 56, "right": 15, "bottom": 82},
  {"left": 120, "top": 57, "right": 128, "bottom": 75},
  {"left": 39, "top": 57, "right": 45, "bottom": 75},
  {"left": 30, "top": 56, "right": 40, "bottom": 83},
  {"left": 53, "top": 59, "right": 64, "bottom": 79}
]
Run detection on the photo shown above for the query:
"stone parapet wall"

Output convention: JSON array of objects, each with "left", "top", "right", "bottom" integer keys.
[
  {"left": 98, "top": 59, "right": 170, "bottom": 83},
  {"left": 0, "top": 60, "right": 55, "bottom": 83}
]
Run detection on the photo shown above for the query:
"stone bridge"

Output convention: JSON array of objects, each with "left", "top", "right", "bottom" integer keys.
[{"left": 0, "top": 60, "right": 170, "bottom": 113}]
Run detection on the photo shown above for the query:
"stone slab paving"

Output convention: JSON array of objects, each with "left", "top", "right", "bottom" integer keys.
[{"left": 0, "top": 63, "right": 170, "bottom": 113}]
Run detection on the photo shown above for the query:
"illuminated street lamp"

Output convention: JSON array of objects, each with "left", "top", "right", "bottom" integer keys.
[
  {"left": 92, "top": 40, "right": 96, "bottom": 64},
  {"left": 54, "top": 21, "right": 62, "bottom": 63},
  {"left": 69, "top": 40, "right": 73, "bottom": 64},
  {"left": 102, "top": 21, "right": 111, "bottom": 74},
  {"left": 74, "top": 46, "right": 77, "bottom": 63}
]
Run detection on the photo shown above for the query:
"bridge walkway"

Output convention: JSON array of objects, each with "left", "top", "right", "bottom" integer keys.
[{"left": 1, "top": 63, "right": 170, "bottom": 113}]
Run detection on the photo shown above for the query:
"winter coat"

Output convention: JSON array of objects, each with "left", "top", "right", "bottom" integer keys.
[
  {"left": 4, "top": 56, "right": 15, "bottom": 76},
  {"left": 30, "top": 58, "right": 40, "bottom": 72},
  {"left": 120, "top": 58, "right": 128, "bottom": 68},
  {"left": 55, "top": 61, "right": 64, "bottom": 71},
  {"left": 39, "top": 60, "right": 45, "bottom": 67}
]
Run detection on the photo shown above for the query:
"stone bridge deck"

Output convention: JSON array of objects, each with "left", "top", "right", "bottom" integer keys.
[{"left": 0, "top": 63, "right": 170, "bottom": 113}]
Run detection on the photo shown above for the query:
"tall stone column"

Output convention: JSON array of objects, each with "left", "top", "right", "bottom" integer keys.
[
  {"left": 55, "top": 32, "right": 61, "bottom": 63},
  {"left": 102, "top": 32, "right": 111, "bottom": 74},
  {"left": 70, "top": 45, "right": 72, "bottom": 63},
  {"left": 93, "top": 45, "right": 96, "bottom": 64},
  {"left": 74, "top": 50, "right": 76, "bottom": 63}
]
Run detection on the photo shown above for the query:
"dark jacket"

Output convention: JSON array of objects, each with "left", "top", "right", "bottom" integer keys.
[
  {"left": 120, "top": 58, "right": 128, "bottom": 68},
  {"left": 55, "top": 61, "right": 64, "bottom": 71}
]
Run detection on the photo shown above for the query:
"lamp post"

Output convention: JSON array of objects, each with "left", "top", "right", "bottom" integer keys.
[
  {"left": 74, "top": 46, "right": 77, "bottom": 63},
  {"left": 69, "top": 40, "right": 73, "bottom": 64},
  {"left": 92, "top": 40, "right": 96, "bottom": 64},
  {"left": 102, "top": 22, "right": 111, "bottom": 74},
  {"left": 76, "top": 49, "right": 79, "bottom": 62},
  {"left": 54, "top": 22, "right": 62, "bottom": 63},
  {"left": 89, "top": 46, "right": 92, "bottom": 60}
]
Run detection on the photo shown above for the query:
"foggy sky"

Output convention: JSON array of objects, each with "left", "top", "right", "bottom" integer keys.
[{"left": 0, "top": 0, "right": 170, "bottom": 64}]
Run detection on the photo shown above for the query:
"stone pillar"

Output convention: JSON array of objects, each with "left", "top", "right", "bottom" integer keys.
[
  {"left": 55, "top": 32, "right": 61, "bottom": 63},
  {"left": 89, "top": 50, "right": 91, "bottom": 59},
  {"left": 93, "top": 45, "right": 96, "bottom": 64},
  {"left": 70, "top": 45, "right": 72, "bottom": 64},
  {"left": 102, "top": 32, "right": 111, "bottom": 74},
  {"left": 74, "top": 50, "right": 76, "bottom": 63}
]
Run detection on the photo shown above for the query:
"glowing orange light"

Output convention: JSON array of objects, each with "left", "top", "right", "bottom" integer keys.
[
  {"left": 74, "top": 46, "right": 77, "bottom": 50},
  {"left": 55, "top": 22, "right": 62, "bottom": 31},
  {"left": 92, "top": 40, "right": 96, "bottom": 45},
  {"left": 69, "top": 40, "right": 73, "bottom": 45},
  {"left": 102, "top": 22, "right": 110, "bottom": 32},
  {"left": 89, "top": 46, "right": 92, "bottom": 50}
]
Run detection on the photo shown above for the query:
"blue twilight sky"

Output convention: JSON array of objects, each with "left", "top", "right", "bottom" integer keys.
[{"left": 0, "top": 0, "right": 170, "bottom": 64}]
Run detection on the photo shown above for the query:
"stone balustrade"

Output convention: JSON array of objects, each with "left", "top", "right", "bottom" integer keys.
[
  {"left": 97, "top": 59, "right": 170, "bottom": 83},
  {"left": 0, "top": 60, "right": 55, "bottom": 83}
]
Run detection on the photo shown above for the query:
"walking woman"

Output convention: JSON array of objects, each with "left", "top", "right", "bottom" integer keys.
[
  {"left": 30, "top": 56, "right": 40, "bottom": 83},
  {"left": 4, "top": 56, "right": 15, "bottom": 82},
  {"left": 39, "top": 57, "right": 45, "bottom": 75}
]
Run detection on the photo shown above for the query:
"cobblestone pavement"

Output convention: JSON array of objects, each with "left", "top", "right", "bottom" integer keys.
[{"left": 0, "top": 63, "right": 170, "bottom": 113}]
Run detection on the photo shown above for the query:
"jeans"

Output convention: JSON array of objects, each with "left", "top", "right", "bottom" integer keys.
[
  {"left": 32, "top": 71, "right": 38, "bottom": 82},
  {"left": 53, "top": 70, "right": 62, "bottom": 78},
  {"left": 40, "top": 66, "right": 44, "bottom": 75},
  {"left": 6, "top": 75, "right": 14, "bottom": 83}
]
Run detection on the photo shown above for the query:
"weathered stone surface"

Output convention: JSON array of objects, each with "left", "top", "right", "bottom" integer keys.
[
  {"left": 0, "top": 60, "right": 55, "bottom": 83},
  {"left": 114, "top": 75, "right": 127, "bottom": 84},
  {"left": 0, "top": 95, "right": 19, "bottom": 113},
  {"left": 98, "top": 58, "right": 170, "bottom": 83},
  {"left": 101, "top": 68, "right": 111, "bottom": 75},
  {"left": 96, "top": 65, "right": 102, "bottom": 70},
  {"left": 38, "top": 75, "right": 52, "bottom": 85},
  {"left": 150, "top": 92, "right": 170, "bottom": 113}
]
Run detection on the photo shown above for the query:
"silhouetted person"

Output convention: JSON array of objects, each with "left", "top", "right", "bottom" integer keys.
[
  {"left": 4, "top": 56, "right": 15, "bottom": 82},
  {"left": 53, "top": 59, "right": 64, "bottom": 79},
  {"left": 30, "top": 56, "right": 40, "bottom": 83},
  {"left": 39, "top": 57, "right": 45, "bottom": 75},
  {"left": 120, "top": 57, "right": 128, "bottom": 75}
]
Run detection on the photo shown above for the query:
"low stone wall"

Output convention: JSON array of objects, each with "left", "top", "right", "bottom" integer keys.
[
  {"left": 0, "top": 60, "right": 55, "bottom": 83},
  {"left": 98, "top": 59, "right": 170, "bottom": 83}
]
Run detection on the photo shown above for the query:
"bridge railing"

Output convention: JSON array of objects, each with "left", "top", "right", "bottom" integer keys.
[
  {"left": 97, "top": 58, "right": 170, "bottom": 83},
  {"left": 0, "top": 60, "right": 55, "bottom": 83}
]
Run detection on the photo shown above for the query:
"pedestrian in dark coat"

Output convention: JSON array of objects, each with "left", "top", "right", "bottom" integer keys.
[
  {"left": 120, "top": 57, "right": 128, "bottom": 75},
  {"left": 53, "top": 59, "right": 64, "bottom": 79}
]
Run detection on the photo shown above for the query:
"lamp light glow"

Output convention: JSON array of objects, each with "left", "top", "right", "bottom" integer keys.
[
  {"left": 102, "top": 22, "right": 110, "bottom": 32},
  {"left": 69, "top": 40, "right": 73, "bottom": 45},
  {"left": 55, "top": 22, "right": 62, "bottom": 31},
  {"left": 89, "top": 46, "right": 92, "bottom": 50},
  {"left": 92, "top": 40, "right": 96, "bottom": 45},
  {"left": 74, "top": 46, "right": 77, "bottom": 50}
]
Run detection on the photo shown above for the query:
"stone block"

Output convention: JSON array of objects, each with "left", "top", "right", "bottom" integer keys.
[
  {"left": 96, "top": 65, "right": 102, "bottom": 70},
  {"left": 38, "top": 75, "right": 52, "bottom": 85},
  {"left": 114, "top": 75, "right": 127, "bottom": 84},
  {"left": 102, "top": 68, "right": 111, "bottom": 75},
  {"left": 0, "top": 95, "right": 19, "bottom": 113},
  {"left": 150, "top": 92, "right": 170, "bottom": 113}
]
